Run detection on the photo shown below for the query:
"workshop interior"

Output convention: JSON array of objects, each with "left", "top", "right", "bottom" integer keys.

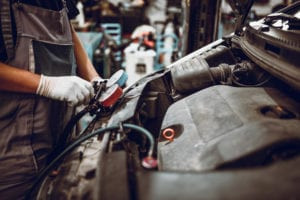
[{"left": 2, "top": 0, "right": 300, "bottom": 199}]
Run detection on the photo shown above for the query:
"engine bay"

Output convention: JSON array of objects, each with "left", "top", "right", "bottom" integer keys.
[{"left": 32, "top": 1, "right": 300, "bottom": 200}]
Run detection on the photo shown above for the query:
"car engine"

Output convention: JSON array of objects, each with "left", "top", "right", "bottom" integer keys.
[{"left": 32, "top": 1, "right": 300, "bottom": 200}]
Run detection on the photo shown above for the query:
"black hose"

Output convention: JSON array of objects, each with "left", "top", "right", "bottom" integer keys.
[
  {"left": 48, "top": 107, "right": 89, "bottom": 162},
  {"left": 26, "top": 123, "right": 155, "bottom": 199},
  {"left": 51, "top": 80, "right": 107, "bottom": 160}
]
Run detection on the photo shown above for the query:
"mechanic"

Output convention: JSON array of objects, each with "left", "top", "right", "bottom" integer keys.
[{"left": 0, "top": 0, "right": 102, "bottom": 199}]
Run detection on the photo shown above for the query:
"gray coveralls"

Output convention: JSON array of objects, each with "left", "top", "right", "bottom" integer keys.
[{"left": 0, "top": 1, "right": 76, "bottom": 199}]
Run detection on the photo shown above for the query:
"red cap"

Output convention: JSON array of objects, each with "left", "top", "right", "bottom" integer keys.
[{"left": 142, "top": 156, "right": 158, "bottom": 169}]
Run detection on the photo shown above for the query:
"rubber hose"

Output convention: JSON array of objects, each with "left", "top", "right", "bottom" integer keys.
[{"left": 26, "top": 123, "right": 155, "bottom": 199}]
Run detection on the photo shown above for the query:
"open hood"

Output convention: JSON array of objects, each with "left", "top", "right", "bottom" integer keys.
[{"left": 227, "top": 0, "right": 254, "bottom": 34}]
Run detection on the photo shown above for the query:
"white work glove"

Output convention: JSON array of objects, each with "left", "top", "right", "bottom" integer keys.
[{"left": 36, "top": 75, "right": 94, "bottom": 106}]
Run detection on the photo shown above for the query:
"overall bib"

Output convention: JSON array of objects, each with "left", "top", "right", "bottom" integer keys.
[{"left": 0, "top": 1, "right": 76, "bottom": 199}]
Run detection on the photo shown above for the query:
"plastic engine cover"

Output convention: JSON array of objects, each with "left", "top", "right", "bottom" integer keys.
[{"left": 158, "top": 85, "right": 300, "bottom": 171}]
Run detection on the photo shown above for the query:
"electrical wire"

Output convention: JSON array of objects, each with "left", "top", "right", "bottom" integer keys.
[{"left": 26, "top": 123, "right": 155, "bottom": 199}]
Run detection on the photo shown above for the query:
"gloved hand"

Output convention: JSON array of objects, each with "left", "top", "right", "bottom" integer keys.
[{"left": 36, "top": 75, "right": 93, "bottom": 106}]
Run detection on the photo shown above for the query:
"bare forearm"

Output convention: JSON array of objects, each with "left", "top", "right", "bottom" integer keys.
[
  {"left": 0, "top": 62, "right": 40, "bottom": 93},
  {"left": 0, "top": 25, "right": 98, "bottom": 93},
  {"left": 71, "top": 26, "right": 100, "bottom": 81}
]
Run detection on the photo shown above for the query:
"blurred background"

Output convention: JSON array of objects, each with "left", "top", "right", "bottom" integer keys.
[{"left": 72, "top": 0, "right": 299, "bottom": 86}]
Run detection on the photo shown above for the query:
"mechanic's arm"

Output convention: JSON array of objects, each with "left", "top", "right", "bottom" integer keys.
[
  {"left": 0, "top": 62, "right": 92, "bottom": 105},
  {"left": 71, "top": 25, "right": 100, "bottom": 82},
  {"left": 0, "top": 26, "right": 99, "bottom": 105},
  {"left": 0, "top": 26, "right": 98, "bottom": 93},
  {"left": 0, "top": 62, "right": 40, "bottom": 93}
]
